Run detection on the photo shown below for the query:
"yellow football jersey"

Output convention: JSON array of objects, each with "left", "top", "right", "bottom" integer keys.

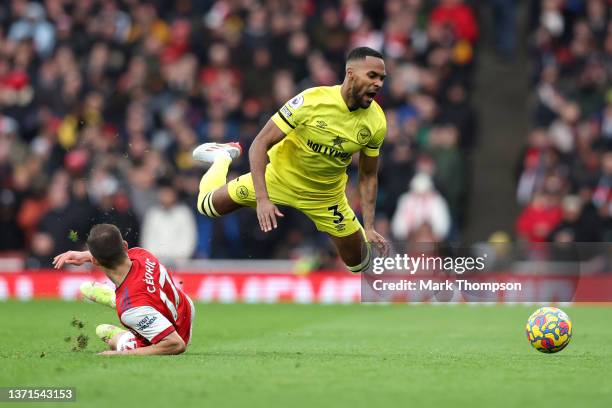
[{"left": 270, "top": 85, "right": 386, "bottom": 196}]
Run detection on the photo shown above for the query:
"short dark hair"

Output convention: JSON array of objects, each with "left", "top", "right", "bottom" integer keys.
[
  {"left": 346, "top": 47, "right": 384, "bottom": 62},
  {"left": 86, "top": 224, "right": 127, "bottom": 269}
]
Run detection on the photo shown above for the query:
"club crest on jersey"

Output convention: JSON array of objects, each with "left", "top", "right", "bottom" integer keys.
[
  {"left": 357, "top": 127, "right": 372, "bottom": 145},
  {"left": 236, "top": 185, "right": 249, "bottom": 199},
  {"left": 288, "top": 95, "right": 304, "bottom": 109}
]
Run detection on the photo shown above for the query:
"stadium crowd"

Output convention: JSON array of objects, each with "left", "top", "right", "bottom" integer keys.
[
  {"left": 0, "top": 0, "right": 480, "bottom": 267},
  {"left": 515, "top": 0, "right": 611, "bottom": 244}
]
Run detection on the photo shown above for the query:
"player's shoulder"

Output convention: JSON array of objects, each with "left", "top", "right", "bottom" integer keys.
[
  {"left": 295, "top": 86, "right": 338, "bottom": 105},
  {"left": 128, "top": 247, "right": 158, "bottom": 263},
  {"left": 116, "top": 249, "right": 159, "bottom": 310},
  {"left": 370, "top": 100, "right": 386, "bottom": 120},
  {"left": 366, "top": 100, "right": 387, "bottom": 130},
  {"left": 281, "top": 86, "right": 336, "bottom": 119},
  {"left": 301, "top": 85, "right": 336, "bottom": 97}
]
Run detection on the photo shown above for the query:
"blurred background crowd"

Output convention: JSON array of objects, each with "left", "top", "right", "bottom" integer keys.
[
  {"left": 0, "top": 0, "right": 609, "bottom": 269},
  {"left": 516, "top": 0, "right": 611, "bottom": 244}
]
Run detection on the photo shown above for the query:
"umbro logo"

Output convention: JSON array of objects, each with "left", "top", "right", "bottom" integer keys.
[{"left": 316, "top": 120, "right": 327, "bottom": 129}]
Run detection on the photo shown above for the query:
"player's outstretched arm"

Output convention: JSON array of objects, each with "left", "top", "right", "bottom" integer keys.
[
  {"left": 249, "top": 119, "right": 286, "bottom": 232},
  {"left": 358, "top": 153, "right": 388, "bottom": 254},
  {"left": 53, "top": 250, "right": 94, "bottom": 269},
  {"left": 99, "top": 331, "right": 186, "bottom": 356}
]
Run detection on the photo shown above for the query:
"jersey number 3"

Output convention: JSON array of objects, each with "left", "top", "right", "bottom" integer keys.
[{"left": 327, "top": 205, "right": 345, "bottom": 225}]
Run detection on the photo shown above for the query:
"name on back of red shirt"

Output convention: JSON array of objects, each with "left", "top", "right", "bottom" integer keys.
[{"left": 144, "top": 258, "right": 156, "bottom": 293}]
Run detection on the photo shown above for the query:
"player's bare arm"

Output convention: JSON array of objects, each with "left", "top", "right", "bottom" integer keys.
[
  {"left": 249, "top": 119, "right": 287, "bottom": 232},
  {"left": 99, "top": 331, "right": 185, "bottom": 356},
  {"left": 358, "top": 152, "right": 388, "bottom": 253},
  {"left": 52, "top": 250, "right": 93, "bottom": 268}
]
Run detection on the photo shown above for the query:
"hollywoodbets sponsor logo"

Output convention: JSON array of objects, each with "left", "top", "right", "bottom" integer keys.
[{"left": 306, "top": 139, "right": 351, "bottom": 160}]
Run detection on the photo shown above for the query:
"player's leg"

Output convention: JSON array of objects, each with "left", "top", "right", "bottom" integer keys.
[
  {"left": 186, "top": 294, "right": 196, "bottom": 346},
  {"left": 329, "top": 229, "right": 372, "bottom": 273},
  {"left": 301, "top": 196, "right": 372, "bottom": 273},
  {"left": 193, "top": 142, "right": 244, "bottom": 217},
  {"left": 80, "top": 282, "right": 116, "bottom": 308},
  {"left": 195, "top": 148, "right": 292, "bottom": 224},
  {"left": 96, "top": 324, "right": 132, "bottom": 350}
]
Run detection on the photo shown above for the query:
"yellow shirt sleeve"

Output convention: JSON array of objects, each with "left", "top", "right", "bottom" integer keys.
[
  {"left": 362, "top": 109, "right": 387, "bottom": 157},
  {"left": 271, "top": 92, "right": 310, "bottom": 134}
]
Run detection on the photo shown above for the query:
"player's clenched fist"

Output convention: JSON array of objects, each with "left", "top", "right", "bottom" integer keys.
[{"left": 256, "top": 197, "right": 284, "bottom": 232}]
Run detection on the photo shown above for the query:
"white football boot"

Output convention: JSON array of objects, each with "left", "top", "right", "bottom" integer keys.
[{"left": 192, "top": 142, "right": 242, "bottom": 165}]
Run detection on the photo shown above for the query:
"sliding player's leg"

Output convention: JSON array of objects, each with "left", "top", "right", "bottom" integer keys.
[
  {"left": 193, "top": 142, "right": 244, "bottom": 217},
  {"left": 96, "top": 324, "right": 133, "bottom": 350},
  {"left": 80, "top": 282, "right": 116, "bottom": 308}
]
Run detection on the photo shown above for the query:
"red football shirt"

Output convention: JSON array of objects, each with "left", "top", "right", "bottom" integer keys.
[{"left": 115, "top": 247, "right": 194, "bottom": 347}]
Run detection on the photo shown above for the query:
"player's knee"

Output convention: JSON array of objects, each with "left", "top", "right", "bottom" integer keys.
[
  {"left": 346, "top": 243, "right": 372, "bottom": 274},
  {"left": 197, "top": 191, "right": 221, "bottom": 218},
  {"left": 114, "top": 332, "right": 137, "bottom": 351}
]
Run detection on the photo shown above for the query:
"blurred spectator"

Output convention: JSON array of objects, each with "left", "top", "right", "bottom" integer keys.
[
  {"left": 391, "top": 172, "right": 451, "bottom": 242},
  {"left": 429, "top": 0, "right": 478, "bottom": 44},
  {"left": 140, "top": 182, "right": 196, "bottom": 263},
  {"left": 488, "top": 0, "right": 517, "bottom": 58},
  {"left": 516, "top": 191, "right": 563, "bottom": 243},
  {"left": 95, "top": 190, "right": 140, "bottom": 248},
  {"left": 128, "top": 161, "right": 159, "bottom": 221},
  {"left": 195, "top": 213, "right": 242, "bottom": 259},
  {"left": 548, "top": 195, "right": 603, "bottom": 243},
  {"left": 437, "top": 82, "right": 478, "bottom": 151},
  {"left": 0, "top": 187, "right": 24, "bottom": 251},
  {"left": 8, "top": 2, "right": 55, "bottom": 57},
  {"left": 36, "top": 171, "right": 77, "bottom": 254},
  {"left": 426, "top": 125, "right": 466, "bottom": 227},
  {"left": 16, "top": 174, "right": 48, "bottom": 245},
  {"left": 593, "top": 151, "right": 612, "bottom": 213},
  {"left": 24, "top": 231, "right": 54, "bottom": 269}
]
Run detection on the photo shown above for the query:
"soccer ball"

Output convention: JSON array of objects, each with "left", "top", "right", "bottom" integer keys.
[{"left": 526, "top": 307, "right": 572, "bottom": 353}]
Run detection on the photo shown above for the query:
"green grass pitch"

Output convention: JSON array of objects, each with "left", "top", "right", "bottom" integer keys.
[{"left": 1, "top": 301, "right": 611, "bottom": 407}]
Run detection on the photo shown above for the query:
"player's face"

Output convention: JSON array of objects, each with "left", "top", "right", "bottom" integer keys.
[{"left": 349, "top": 56, "right": 386, "bottom": 108}]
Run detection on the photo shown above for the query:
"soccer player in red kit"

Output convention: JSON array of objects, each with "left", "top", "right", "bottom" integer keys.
[{"left": 53, "top": 223, "right": 195, "bottom": 355}]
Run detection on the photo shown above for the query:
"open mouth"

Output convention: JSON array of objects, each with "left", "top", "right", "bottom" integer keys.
[{"left": 365, "top": 91, "right": 377, "bottom": 100}]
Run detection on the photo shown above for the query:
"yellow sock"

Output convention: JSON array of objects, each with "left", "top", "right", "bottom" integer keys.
[{"left": 197, "top": 156, "right": 231, "bottom": 216}]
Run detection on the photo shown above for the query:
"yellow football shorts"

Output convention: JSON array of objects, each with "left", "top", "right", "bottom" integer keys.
[{"left": 227, "top": 171, "right": 362, "bottom": 238}]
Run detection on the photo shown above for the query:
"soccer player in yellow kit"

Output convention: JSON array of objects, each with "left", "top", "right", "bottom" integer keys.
[{"left": 193, "top": 47, "right": 387, "bottom": 272}]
